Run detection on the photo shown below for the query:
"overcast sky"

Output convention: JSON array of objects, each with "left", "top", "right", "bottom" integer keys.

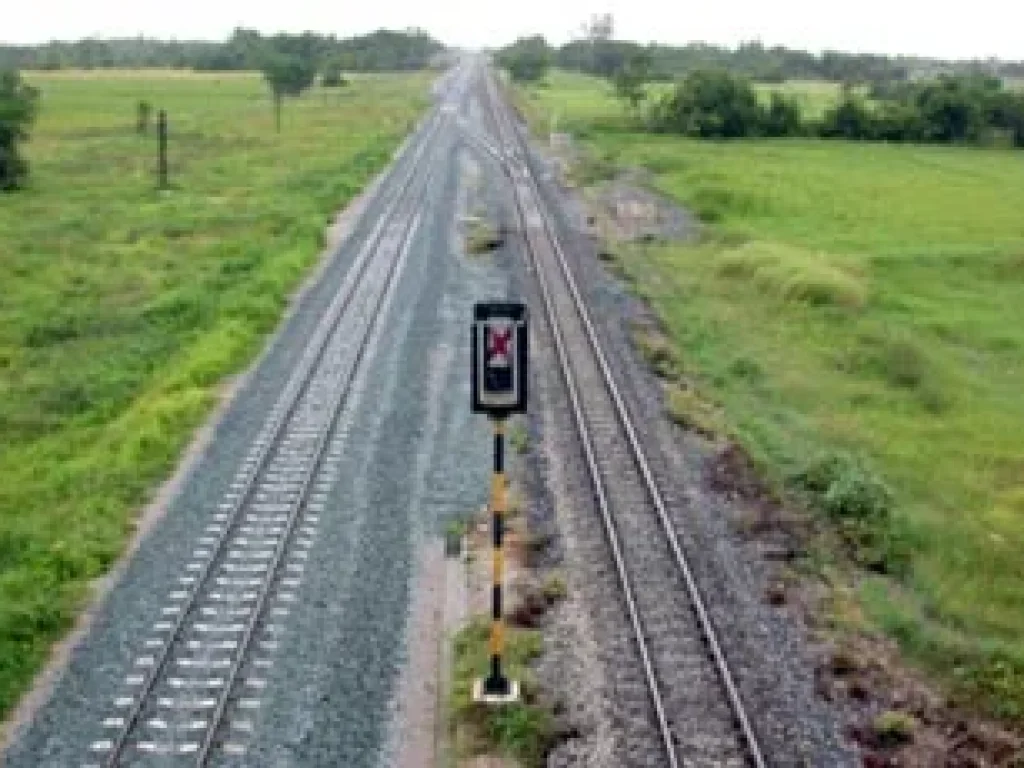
[{"left": 3, "top": 0, "right": 1022, "bottom": 60}]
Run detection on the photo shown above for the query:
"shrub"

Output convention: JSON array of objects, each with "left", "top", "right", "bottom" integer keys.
[
  {"left": 818, "top": 94, "right": 876, "bottom": 139},
  {"left": 499, "top": 36, "right": 553, "bottom": 84},
  {"left": 821, "top": 462, "right": 892, "bottom": 523},
  {"left": 652, "top": 69, "right": 764, "bottom": 138},
  {"left": 791, "top": 452, "right": 910, "bottom": 575},
  {"left": 0, "top": 69, "right": 39, "bottom": 191},
  {"left": 761, "top": 92, "right": 802, "bottom": 137}
]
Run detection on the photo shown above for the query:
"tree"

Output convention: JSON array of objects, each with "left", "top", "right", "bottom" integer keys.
[
  {"left": 913, "top": 77, "right": 984, "bottom": 142},
  {"left": 987, "top": 90, "right": 1024, "bottom": 147},
  {"left": 0, "top": 69, "right": 39, "bottom": 191},
  {"left": 761, "top": 92, "right": 802, "bottom": 136},
  {"left": 652, "top": 70, "right": 764, "bottom": 138},
  {"left": 613, "top": 52, "right": 653, "bottom": 115},
  {"left": 499, "top": 36, "right": 552, "bottom": 84},
  {"left": 818, "top": 94, "right": 876, "bottom": 139},
  {"left": 321, "top": 61, "right": 347, "bottom": 88},
  {"left": 260, "top": 52, "right": 317, "bottom": 132}
]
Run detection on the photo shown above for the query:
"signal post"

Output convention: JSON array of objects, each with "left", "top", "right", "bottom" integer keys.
[{"left": 471, "top": 301, "right": 528, "bottom": 703}]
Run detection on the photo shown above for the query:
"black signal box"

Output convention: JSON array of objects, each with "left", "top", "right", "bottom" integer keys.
[{"left": 472, "top": 302, "right": 528, "bottom": 416}]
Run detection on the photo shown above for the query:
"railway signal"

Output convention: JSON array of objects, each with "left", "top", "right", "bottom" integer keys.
[{"left": 471, "top": 301, "right": 528, "bottom": 703}]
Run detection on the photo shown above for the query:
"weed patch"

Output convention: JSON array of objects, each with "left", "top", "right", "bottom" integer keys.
[
  {"left": 632, "top": 326, "right": 680, "bottom": 379},
  {"left": 666, "top": 384, "right": 723, "bottom": 438},
  {"left": 791, "top": 453, "right": 910, "bottom": 576},
  {"left": 450, "top": 618, "right": 554, "bottom": 766},
  {"left": 465, "top": 216, "right": 505, "bottom": 255},
  {"left": 569, "top": 147, "right": 618, "bottom": 187}
]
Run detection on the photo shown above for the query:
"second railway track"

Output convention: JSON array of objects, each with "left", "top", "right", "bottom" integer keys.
[
  {"left": 479, "top": 67, "right": 769, "bottom": 768},
  {"left": 87, "top": 105, "right": 448, "bottom": 768}
]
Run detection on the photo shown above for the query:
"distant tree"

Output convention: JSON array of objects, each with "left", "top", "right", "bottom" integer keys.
[
  {"left": 613, "top": 52, "right": 653, "bottom": 114},
  {"left": 652, "top": 69, "right": 764, "bottom": 138},
  {"left": 761, "top": 92, "right": 802, "bottom": 136},
  {"left": 986, "top": 89, "right": 1024, "bottom": 146},
  {"left": 260, "top": 52, "right": 317, "bottom": 132},
  {"left": 0, "top": 69, "right": 39, "bottom": 191},
  {"left": 321, "top": 61, "right": 347, "bottom": 88},
  {"left": 818, "top": 94, "right": 876, "bottom": 139},
  {"left": 499, "top": 36, "right": 552, "bottom": 83},
  {"left": 912, "top": 76, "right": 985, "bottom": 142},
  {"left": 871, "top": 100, "right": 925, "bottom": 141}
]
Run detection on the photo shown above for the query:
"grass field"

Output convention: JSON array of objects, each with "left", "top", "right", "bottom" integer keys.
[
  {"left": 526, "top": 70, "right": 852, "bottom": 134},
  {"left": 752, "top": 79, "right": 851, "bottom": 119},
  {"left": 0, "top": 69, "right": 428, "bottom": 719},
  {"left": 519, "top": 72, "right": 1024, "bottom": 721}
]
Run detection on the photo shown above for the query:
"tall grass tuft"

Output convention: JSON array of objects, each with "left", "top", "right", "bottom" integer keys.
[{"left": 716, "top": 241, "right": 868, "bottom": 309}]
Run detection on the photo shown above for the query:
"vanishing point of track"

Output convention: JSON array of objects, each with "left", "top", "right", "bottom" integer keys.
[
  {"left": 93, "top": 106, "right": 446, "bottom": 767},
  {"left": 481, "top": 68, "right": 769, "bottom": 768}
]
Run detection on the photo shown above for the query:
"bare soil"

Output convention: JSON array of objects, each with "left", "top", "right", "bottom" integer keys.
[{"left": 706, "top": 442, "right": 1023, "bottom": 767}]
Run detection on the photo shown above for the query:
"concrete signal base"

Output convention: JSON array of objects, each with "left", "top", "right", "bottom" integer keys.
[{"left": 472, "top": 678, "right": 521, "bottom": 705}]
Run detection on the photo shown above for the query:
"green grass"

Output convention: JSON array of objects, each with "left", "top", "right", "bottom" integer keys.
[
  {"left": 519, "top": 72, "right": 1024, "bottom": 722},
  {"left": 517, "top": 70, "right": 630, "bottom": 135},
  {"left": 0, "top": 69, "right": 428, "bottom": 719},
  {"left": 449, "top": 618, "right": 551, "bottom": 765},
  {"left": 752, "top": 80, "right": 863, "bottom": 120}
]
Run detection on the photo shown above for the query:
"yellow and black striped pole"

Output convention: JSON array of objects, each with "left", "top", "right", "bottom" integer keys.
[{"left": 482, "top": 417, "right": 514, "bottom": 698}]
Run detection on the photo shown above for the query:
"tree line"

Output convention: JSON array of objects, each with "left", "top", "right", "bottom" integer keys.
[
  {"left": 499, "top": 34, "right": 1024, "bottom": 88},
  {"left": 647, "top": 70, "right": 1024, "bottom": 147},
  {"left": 0, "top": 28, "right": 444, "bottom": 73},
  {"left": 498, "top": 33, "right": 1024, "bottom": 149}
]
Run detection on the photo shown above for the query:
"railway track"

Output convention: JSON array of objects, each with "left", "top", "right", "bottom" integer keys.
[
  {"left": 85, "top": 105, "right": 447, "bottom": 768},
  {"left": 480, "top": 67, "right": 769, "bottom": 767}
]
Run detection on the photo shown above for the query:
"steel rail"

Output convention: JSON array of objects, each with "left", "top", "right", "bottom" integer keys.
[
  {"left": 482, "top": 68, "right": 769, "bottom": 768},
  {"left": 195, "top": 200, "right": 430, "bottom": 765},
  {"left": 102, "top": 107, "right": 445, "bottom": 768}
]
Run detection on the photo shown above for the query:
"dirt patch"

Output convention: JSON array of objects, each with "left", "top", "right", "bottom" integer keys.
[
  {"left": 820, "top": 633, "right": 1024, "bottom": 767},
  {"left": 544, "top": 134, "right": 696, "bottom": 245},
  {"left": 588, "top": 172, "right": 699, "bottom": 244}
]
